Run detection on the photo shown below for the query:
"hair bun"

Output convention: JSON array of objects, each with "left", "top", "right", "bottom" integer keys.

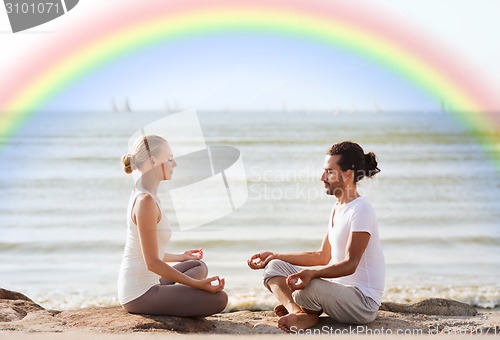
[
  {"left": 364, "top": 152, "right": 380, "bottom": 178},
  {"left": 121, "top": 154, "right": 135, "bottom": 174}
]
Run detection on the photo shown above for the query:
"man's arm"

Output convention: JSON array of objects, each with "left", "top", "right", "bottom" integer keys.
[
  {"left": 247, "top": 232, "right": 331, "bottom": 269},
  {"left": 286, "top": 231, "right": 370, "bottom": 290}
]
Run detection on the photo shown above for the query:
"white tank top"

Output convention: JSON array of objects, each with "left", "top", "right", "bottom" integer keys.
[{"left": 117, "top": 189, "right": 172, "bottom": 305}]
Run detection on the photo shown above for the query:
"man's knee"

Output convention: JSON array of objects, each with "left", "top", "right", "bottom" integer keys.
[
  {"left": 292, "top": 279, "right": 324, "bottom": 312},
  {"left": 352, "top": 311, "right": 378, "bottom": 325},
  {"left": 262, "top": 259, "right": 291, "bottom": 290},
  {"left": 263, "top": 259, "right": 287, "bottom": 274},
  {"left": 298, "top": 278, "right": 323, "bottom": 296}
]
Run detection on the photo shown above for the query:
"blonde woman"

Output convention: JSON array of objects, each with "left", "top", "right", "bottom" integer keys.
[{"left": 118, "top": 135, "right": 227, "bottom": 316}]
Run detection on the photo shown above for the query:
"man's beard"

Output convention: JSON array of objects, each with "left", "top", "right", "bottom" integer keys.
[{"left": 325, "top": 181, "right": 344, "bottom": 196}]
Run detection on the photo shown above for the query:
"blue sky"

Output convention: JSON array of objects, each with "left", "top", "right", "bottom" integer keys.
[
  {"left": 0, "top": 0, "right": 499, "bottom": 113},
  {"left": 43, "top": 34, "right": 436, "bottom": 112}
]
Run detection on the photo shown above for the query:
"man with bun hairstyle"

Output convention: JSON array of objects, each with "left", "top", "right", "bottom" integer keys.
[{"left": 248, "top": 141, "right": 384, "bottom": 332}]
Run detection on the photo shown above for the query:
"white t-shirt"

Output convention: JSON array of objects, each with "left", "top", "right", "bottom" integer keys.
[
  {"left": 117, "top": 189, "right": 172, "bottom": 305},
  {"left": 327, "top": 196, "right": 385, "bottom": 305}
]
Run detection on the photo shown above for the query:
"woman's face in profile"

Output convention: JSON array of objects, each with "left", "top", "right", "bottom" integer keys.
[{"left": 157, "top": 143, "right": 177, "bottom": 180}]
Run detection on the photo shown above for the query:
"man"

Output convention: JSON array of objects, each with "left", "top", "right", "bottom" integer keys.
[{"left": 248, "top": 141, "right": 385, "bottom": 332}]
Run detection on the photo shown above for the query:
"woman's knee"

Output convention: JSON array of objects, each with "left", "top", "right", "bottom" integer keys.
[
  {"left": 186, "top": 259, "right": 207, "bottom": 268},
  {"left": 121, "top": 303, "right": 134, "bottom": 314},
  {"left": 195, "top": 260, "right": 208, "bottom": 277},
  {"left": 121, "top": 299, "right": 144, "bottom": 314},
  {"left": 212, "top": 290, "right": 228, "bottom": 314},
  {"left": 196, "top": 290, "right": 227, "bottom": 317},
  {"left": 182, "top": 259, "right": 208, "bottom": 279}
]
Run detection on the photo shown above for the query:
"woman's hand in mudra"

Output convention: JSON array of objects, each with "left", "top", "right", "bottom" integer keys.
[
  {"left": 183, "top": 248, "right": 203, "bottom": 261},
  {"left": 195, "top": 276, "right": 225, "bottom": 293}
]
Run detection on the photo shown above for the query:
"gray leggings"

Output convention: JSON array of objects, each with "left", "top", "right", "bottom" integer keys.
[
  {"left": 122, "top": 260, "right": 228, "bottom": 317},
  {"left": 263, "top": 259, "right": 379, "bottom": 324}
]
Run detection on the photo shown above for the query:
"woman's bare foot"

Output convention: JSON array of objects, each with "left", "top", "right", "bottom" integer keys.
[
  {"left": 273, "top": 304, "right": 289, "bottom": 317},
  {"left": 277, "top": 312, "right": 319, "bottom": 333}
]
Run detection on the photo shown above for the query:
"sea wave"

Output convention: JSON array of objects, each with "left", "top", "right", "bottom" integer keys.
[
  {"left": 2, "top": 235, "right": 499, "bottom": 253},
  {"left": 23, "top": 283, "right": 500, "bottom": 311}
]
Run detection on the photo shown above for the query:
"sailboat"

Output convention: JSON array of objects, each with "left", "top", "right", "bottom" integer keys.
[{"left": 112, "top": 98, "right": 132, "bottom": 112}]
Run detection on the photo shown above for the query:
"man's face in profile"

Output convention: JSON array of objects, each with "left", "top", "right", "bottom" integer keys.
[{"left": 321, "top": 155, "right": 346, "bottom": 196}]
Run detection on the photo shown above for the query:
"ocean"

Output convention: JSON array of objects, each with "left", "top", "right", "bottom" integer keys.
[{"left": 0, "top": 109, "right": 499, "bottom": 311}]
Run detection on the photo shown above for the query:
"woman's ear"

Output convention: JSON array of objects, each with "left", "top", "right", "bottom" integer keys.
[{"left": 149, "top": 156, "right": 156, "bottom": 166}]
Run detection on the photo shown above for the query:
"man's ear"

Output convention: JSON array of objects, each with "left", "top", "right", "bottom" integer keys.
[{"left": 342, "top": 169, "right": 353, "bottom": 182}]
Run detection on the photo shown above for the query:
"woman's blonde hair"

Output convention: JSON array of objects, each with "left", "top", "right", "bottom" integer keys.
[{"left": 121, "top": 134, "right": 168, "bottom": 174}]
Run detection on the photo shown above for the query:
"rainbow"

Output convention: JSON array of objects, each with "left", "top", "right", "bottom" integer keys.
[{"left": 0, "top": 0, "right": 499, "bottom": 164}]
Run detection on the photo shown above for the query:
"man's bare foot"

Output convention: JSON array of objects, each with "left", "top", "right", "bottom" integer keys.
[
  {"left": 273, "top": 304, "right": 289, "bottom": 317},
  {"left": 277, "top": 312, "right": 319, "bottom": 333}
]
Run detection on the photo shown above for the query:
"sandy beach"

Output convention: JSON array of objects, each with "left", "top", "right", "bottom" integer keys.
[
  {"left": 1, "top": 334, "right": 499, "bottom": 340},
  {"left": 1, "top": 288, "right": 499, "bottom": 339}
]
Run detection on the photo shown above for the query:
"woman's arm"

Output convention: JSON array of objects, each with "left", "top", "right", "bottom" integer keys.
[
  {"left": 134, "top": 194, "right": 223, "bottom": 293},
  {"left": 163, "top": 249, "right": 203, "bottom": 262}
]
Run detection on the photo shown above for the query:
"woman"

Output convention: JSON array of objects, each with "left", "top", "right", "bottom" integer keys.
[{"left": 118, "top": 134, "right": 228, "bottom": 316}]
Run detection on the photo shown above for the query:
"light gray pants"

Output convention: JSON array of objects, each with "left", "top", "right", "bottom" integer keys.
[
  {"left": 263, "top": 259, "right": 379, "bottom": 324},
  {"left": 122, "top": 260, "right": 228, "bottom": 317}
]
